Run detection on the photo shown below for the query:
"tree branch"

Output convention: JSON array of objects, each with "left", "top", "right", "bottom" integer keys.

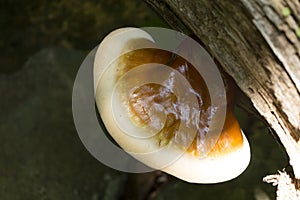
[{"left": 145, "top": 0, "right": 300, "bottom": 196}]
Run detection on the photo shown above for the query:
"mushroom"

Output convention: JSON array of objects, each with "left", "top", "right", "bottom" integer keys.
[{"left": 94, "top": 27, "right": 251, "bottom": 183}]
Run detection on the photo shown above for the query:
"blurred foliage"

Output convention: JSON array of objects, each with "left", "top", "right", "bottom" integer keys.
[{"left": 0, "top": 0, "right": 166, "bottom": 74}]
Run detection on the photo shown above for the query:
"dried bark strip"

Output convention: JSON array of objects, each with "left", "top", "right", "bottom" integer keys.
[{"left": 264, "top": 171, "right": 300, "bottom": 199}]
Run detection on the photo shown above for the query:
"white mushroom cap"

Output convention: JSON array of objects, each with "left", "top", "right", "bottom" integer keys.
[
  {"left": 161, "top": 132, "right": 250, "bottom": 183},
  {"left": 94, "top": 27, "right": 251, "bottom": 184}
]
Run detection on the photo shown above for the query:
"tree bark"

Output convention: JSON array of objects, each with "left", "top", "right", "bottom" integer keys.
[{"left": 145, "top": 0, "right": 300, "bottom": 198}]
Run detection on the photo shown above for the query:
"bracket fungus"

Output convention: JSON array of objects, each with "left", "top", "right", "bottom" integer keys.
[{"left": 94, "top": 27, "right": 251, "bottom": 183}]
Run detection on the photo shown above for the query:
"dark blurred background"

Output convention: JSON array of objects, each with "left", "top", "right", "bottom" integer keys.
[
  {"left": 0, "top": 0, "right": 288, "bottom": 200},
  {"left": 0, "top": 0, "right": 166, "bottom": 74}
]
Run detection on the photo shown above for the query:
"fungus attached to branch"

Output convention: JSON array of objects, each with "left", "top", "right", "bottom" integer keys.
[{"left": 94, "top": 27, "right": 251, "bottom": 183}]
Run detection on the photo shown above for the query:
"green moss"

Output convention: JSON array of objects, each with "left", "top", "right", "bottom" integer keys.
[{"left": 282, "top": 7, "right": 291, "bottom": 17}]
